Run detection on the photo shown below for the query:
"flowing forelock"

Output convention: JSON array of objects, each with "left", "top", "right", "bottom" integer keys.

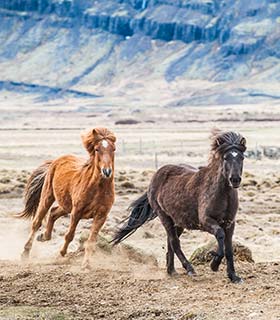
[
  {"left": 81, "top": 127, "right": 116, "bottom": 155},
  {"left": 209, "top": 129, "right": 246, "bottom": 161}
]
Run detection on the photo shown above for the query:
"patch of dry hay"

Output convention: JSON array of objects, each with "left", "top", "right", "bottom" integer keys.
[{"left": 190, "top": 240, "right": 254, "bottom": 265}]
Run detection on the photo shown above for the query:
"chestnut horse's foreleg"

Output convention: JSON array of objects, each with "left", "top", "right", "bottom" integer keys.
[
  {"left": 82, "top": 213, "right": 108, "bottom": 269},
  {"left": 200, "top": 215, "right": 225, "bottom": 272},
  {"left": 37, "top": 206, "right": 67, "bottom": 242},
  {"left": 22, "top": 194, "right": 54, "bottom": 260},
  {"left": 166, "top": 226, "right": 184, "bottom": 275},
  {"left": 224, "top": 223, "right": 242, "bottom": 283},
  {"left": 160, "top": 213, "right": 195, "bottom": 276},
  {"left": 60, "top": 209, "right": 81, "bottom": 257}
]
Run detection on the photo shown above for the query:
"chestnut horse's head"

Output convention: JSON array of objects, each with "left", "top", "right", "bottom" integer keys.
[
  {"left": 82, "top": 127, "right": 116, "bottom": 179},
  {"left": 211, "top": 130, "right": 246, "bottom": 188}
]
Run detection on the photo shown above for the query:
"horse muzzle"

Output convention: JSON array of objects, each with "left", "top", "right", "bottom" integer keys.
[
  {"left": 229, "top": 176, "right": 241, "bottom": 188},
  {"left": 101, "top": 168, "right": 112, "bottom": 178}
]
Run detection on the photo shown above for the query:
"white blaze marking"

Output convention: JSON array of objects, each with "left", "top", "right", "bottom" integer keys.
[
  {"left": 231, "top": 151, "right": 238, "bottom": 157},
  {"left": 102, "top": 140, "right": 108, "bottom": 148}
]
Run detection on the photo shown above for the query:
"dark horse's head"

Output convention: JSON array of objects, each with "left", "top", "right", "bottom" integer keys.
[
  {"left": 82, "top": 127, "right": 116, "bottom": 179},
  {"left": 211, "top": 130, "right": 246, "bottom": 188}
]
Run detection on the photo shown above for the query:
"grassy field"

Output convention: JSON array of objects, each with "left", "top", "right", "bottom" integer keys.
[{"left": 0, "top": 93, "right": 280, "bottom": 319}]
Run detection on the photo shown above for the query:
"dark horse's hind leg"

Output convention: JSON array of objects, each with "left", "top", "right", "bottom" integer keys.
[
  {"left": 159, "top": 212, "right": 195, "bottom": 276},
  {"left": 166, "top": 226, "right": 184, "bottom": 275},
  {"left": 224, "top": 223, "right": 242, "bottom": 283}
]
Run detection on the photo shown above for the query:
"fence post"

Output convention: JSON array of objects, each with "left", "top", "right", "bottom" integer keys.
[
  {"left": 139, "top": 138, "right": 142, "bottom": 154},
  {"left": 122, "top": 139, "right": 126, "bottom": 154},
  {"left": 154, "top": 152, "right": 158, "bottom": 169}
]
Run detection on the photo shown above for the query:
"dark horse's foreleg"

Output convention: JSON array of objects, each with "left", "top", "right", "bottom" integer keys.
[
  {"left": 210, "top": 228, "right": 225, "bottom": 272},
  {"left": 160, "top": 213, "right": 195, "bottom": 276},
  {"left": 224, "top": 222, "right": 243, "bottom": 283},
  {"left": 200, "top": 216, "right": 225, "bottom": 272},
  {"left": 166, "top": 226, "right": 184, "bottom": 275}
]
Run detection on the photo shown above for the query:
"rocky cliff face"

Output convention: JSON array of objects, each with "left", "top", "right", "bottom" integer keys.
[{"left": 0, "top": 0, "right": 279, "bottom": 105}]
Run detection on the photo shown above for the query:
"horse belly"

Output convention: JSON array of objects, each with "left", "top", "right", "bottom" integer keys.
[
  {"left": 81, "top": 210, "right": 95, "bottom": 219},
  {"left": 184, "top": 213, "right": 200, "bottom": 230},
  {"left": 53, "top": 186, "right": 72, "bottom": 212},
  {"left": 171, "top": 209, "right": 200, "bottom": 230},
  {"left": 158, "top": 188, "right": 199, "bottom": 230},
  {"left": 57, "top": 193, "right": 72, "bottom": 212}
]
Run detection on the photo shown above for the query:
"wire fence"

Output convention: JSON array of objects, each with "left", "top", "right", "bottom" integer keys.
[{"left": 117, "top": 138, "right": 280, "bottom": 169}]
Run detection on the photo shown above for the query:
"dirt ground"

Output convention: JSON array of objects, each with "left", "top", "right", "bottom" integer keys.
[
  {"left": 0, "top": 259, "right": 280, "bottom": 320},
  {"left": 0, "top": 96, "right": 280, "bottom": 319}
]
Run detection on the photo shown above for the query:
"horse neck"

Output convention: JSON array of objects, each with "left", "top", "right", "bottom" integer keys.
[
  {"left": 204, "top": 158, "right": 229, "bottom": 197},
  {"left": 82, "top": 156, "right": 114, "bottom": 186}
]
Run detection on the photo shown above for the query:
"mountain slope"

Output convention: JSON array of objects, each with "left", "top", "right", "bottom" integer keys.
[{"left": 0, "top": 0, "right": 280, "bottom": 105}]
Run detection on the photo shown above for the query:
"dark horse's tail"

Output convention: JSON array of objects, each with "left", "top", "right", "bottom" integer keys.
[
  {"left": 112, "top": 192, "right": 157, "bottom": 245},
  {"left": 16, "top": 161, "right": 52, "bottom": 219}
]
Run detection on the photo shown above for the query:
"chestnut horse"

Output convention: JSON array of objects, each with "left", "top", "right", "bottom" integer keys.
[
  {"left": 18, "top": 127, "right": 116, "bottom": 268},
  {"left": 113, "top": 130, "right": 246, "bottom": 283}
]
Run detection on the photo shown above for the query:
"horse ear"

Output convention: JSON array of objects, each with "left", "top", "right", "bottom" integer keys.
[
  {"left": 216, "top": 137, "right": 223, "bottom": 149},
  {"left": 108, "top": 134, "right": 116, "bottom": 143},
  {"left": 240, "top": 137, "right": 246, "bottom": 147},
  {"left": 92, "top": 128, "right": 97, "bottom": 137}
]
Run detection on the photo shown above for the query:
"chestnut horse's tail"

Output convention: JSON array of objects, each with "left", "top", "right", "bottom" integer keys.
[
  {"left": 16, "top": 161, "right": 52, "bottom": 219},
  {"left": 112, "top": 192, "right": 157, "bottom": 245}
]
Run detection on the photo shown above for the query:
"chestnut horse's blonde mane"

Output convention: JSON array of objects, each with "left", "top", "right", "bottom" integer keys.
[{"left": 81, "top": 127, "right": 116, "bottom": 154}]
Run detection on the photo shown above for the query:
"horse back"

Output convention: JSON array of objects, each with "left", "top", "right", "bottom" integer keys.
[{"left": 150, "top": 164, "right": 198, "bottom": 190}]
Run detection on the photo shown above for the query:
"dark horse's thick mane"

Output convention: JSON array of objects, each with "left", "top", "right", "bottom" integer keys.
[{"left": 209, "top": 129, "right": 246, "bottom": 161}]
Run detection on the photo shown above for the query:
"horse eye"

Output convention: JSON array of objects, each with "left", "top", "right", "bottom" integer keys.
[{"left": 95, "top": 148, "right": 99, "bottom": 152}]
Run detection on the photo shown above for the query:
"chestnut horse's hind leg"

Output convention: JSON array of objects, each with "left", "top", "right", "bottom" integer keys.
[
  {"left": 22, "top": 192, "right": 54, "bottom": 260},
  {"left": 166, "top": 226, "right": 184, "bottom": 275},
  {"left": 37, "top": 206, "right": 67, "bottom": 242},
  {"left": 82, "top": 213, "right": 108, "bottom": 269},
  {"left": 59, "top": 209, "right": 81, "bottom": 257},
  {"left": 159, "top": 212, "right": 195, "bottom": 276}
]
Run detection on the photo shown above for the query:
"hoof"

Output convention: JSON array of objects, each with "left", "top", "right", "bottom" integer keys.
[
  {"left": 230, "top": 274, "right": 243, "bottom": 284},
  {"left": 210, "top": 255, "right": 223, "bottom": 272},
  {"left": 167, "top": 269, "right": 177, "bottom": 277},
  {"left": 210, "top": 260, "right": 220, "bottom": 272},
  {"left": 21, "top": 250, "right": 30, "bottom": 261},
  {"left": 37, "top": 233, "right": 50, "bottom": 242},
  {"left": 187, "top": 269, "right": 197, "bottom": 277},
  {"left": 82, "top": 261, "right": 92, "bottom": 271},
  {"left": 54, "top": 254, "right": 70, "bottom": 265},
  {"left": 60, "top": 250, "right": 66, "bottom": 257}
]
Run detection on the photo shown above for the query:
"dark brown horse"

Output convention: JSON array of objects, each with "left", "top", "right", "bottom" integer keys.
[
  {"left": 18, "top": 127, "right": 116, "bottom": 269},
  {"left": 113, "top": 130, "right": 246, "bottom": 283}
]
